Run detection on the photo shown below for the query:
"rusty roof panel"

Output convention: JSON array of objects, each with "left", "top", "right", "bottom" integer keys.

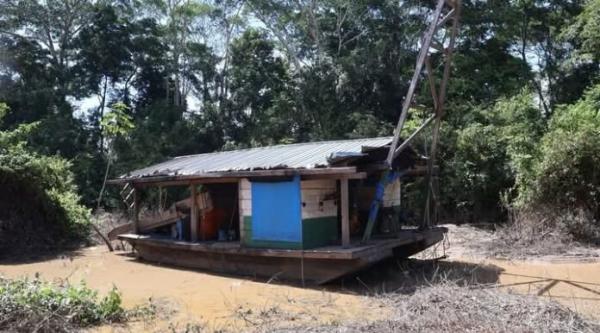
[{"left": 121, "top": 137, "right": 393, "bottom": 179}]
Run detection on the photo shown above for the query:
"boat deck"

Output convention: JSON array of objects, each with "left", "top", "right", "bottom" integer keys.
[{"left": 119, "top": 227, "right": 445, "bottom": 260}]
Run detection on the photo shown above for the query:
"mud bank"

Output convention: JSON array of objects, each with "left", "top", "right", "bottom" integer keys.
[
  {"left": 0, "top": 246, "right": 385, "bottom": 331},
  {"left": 2, "top": 245, "right": 599, "bottom": 331}
]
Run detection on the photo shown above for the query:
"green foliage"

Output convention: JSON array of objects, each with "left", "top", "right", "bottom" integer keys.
[
  {"left": 563, "top": 0, "right": 600, "bottom": 61},
  {"left": 112, "top": 101, "right": 221, "bottom": 174},
  {"left": 1, "top": 0, "right": 599, "bottom": 234},
  {"left": 0, "top": 276, "right": 125, "bottom": 331},
  {"left": 517, "top": 85, "right": 600, "bottom": 226},
  {"left": 347, "top": 112, "right": 394, "bottom": 139},
  {"left": 0, "top": 103, "right": 90, "bottom": 254},
  {"left": 0, "top": 103, "right": 7, "bottom": 120},
  {"left": 226, "top": 29, "right": 298, "bottom": 145},
  {"left": 443, "top": 91, "right": 544, "bottom": 221},
  {"left": 101, "top": 102, "right": 135, "bottom": 139}
]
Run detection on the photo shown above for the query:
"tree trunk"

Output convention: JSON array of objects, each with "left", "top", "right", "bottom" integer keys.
[{"left": 94, "top": 156, "right": 114, "bottom": 252}]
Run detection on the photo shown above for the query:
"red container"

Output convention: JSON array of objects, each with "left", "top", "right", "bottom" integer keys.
[{"left": 200, "top": 208, "right": 224, "bottom": 240}]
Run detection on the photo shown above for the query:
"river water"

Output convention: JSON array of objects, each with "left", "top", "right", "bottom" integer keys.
[
  {"left": 0, "top": 246, "right": 385, "bottom": 331},
  {"left": 1, "top": 246, "right": 599, "bottom": 331}
]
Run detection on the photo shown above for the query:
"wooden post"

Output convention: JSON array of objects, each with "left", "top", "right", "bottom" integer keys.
[
  {"left": 158, "top": 186, "right": 163, "bottom": 212},
  {"left": 340, "top": 177, "right": 350, "bottom": 248},
  {"left": 238, "top": 179, "right": 245, "bottom": 244},
  {"left": 133, "top": 187, "right": 140, "bottom": 234},
  {"left": 190, "top": 183, "right": 198, "bottom": 242}
]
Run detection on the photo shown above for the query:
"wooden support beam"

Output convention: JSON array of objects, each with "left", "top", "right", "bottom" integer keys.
[
  {"left": 128, "top": 172, "right": 368, "bottom": 188},
  {"left": 303, "top": 172, "right": 367, "bottom": 181},
  {"left": 133, "top": 187, "right": 140, "bottom": 234},
  {"left": 237, "top": 180, "right": 245, "bottom": 245},
  {"left": 393, "top": 115, "right": 435, "bottom": 159},
  {"left": 108, "top": 167, "right": 359, "bottom": 186},
  {"left": 385, "top": 0, "right": 446, "bottom": 166},
  {"left": 190, "top": 184, "right": 198, "bottom": 242},
  {"left": 436, "top": 8, "right": 456, "bottom": 29},
  {"left": 425, "top": 56, "right": 439, "bottom": 111},
  {"left": 340, "top": 178, "right": 350, "bottom": 248},
  {"left": 423, "top": 0, "right": 462, "bottom": 228},
  {"left": 119, "top": 182, "right": 130, "bottom": 196},
  {"left": 133, "top": 178, "right": 239, "bottom": 188}
]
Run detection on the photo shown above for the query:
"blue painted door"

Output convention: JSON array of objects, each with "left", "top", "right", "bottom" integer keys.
[{"left": 251, "top": 176, "right": 302, "bottom": 242}]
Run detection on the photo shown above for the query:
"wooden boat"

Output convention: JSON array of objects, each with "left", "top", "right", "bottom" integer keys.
[
  {"left": 109, "top": 0, "right": 462, "bottom": 284},
  {"left": 110, "top": 137, "right": 447, "bottom": 284},
  {"left": 119, "top": 227, "right": 446, "bottom": 284}
]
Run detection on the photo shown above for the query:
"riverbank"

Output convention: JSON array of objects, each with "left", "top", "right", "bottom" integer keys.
[
  {"left": 1, "top": 224, "right": 599, "bottom": 332},
  {"left": 0, "top": 246, "right": 387, "bottom": 331}
]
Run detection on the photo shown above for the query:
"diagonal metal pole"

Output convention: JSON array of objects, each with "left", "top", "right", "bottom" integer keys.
[
  {"left": 385, "top": 0, "right": 447, "bottom": 166},
  {"left": 363, "top": 0, "right": 461, "bottom": 242},
  {"left": 422, "top": 0, "right": 462, "bottom": 228}
]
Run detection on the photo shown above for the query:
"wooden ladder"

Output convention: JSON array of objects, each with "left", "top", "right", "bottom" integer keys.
[{"left": 120, "top": 182, "right": 135, "bottom": 215}]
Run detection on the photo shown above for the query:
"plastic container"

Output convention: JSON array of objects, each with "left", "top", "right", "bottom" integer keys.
[{"left": 200, "top": 208, "right": 224, "bottom": 240}]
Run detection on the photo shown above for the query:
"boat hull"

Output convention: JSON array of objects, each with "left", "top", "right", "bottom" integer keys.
[{"left": 119, "top": 227, "right": 446, "bottom": 284}]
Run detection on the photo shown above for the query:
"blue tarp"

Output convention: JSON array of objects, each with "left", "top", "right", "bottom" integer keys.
[{"left": 251, "top": 176, "right": 302, "bottom": 242}]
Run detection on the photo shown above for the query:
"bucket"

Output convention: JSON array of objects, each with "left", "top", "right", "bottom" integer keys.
[{"left": 218, "top": 229, "right": 227, "bottom": 241}]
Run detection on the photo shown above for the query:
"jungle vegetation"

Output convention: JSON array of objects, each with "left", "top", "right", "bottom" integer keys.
[{"left": 0, "top": 0, "right": 599, "bottom": 245}]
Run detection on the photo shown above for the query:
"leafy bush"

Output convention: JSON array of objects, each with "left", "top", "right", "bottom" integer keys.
[
  {"left": 0, "top": 103, "right": 90, "bottom": 255},
  {"left": 563, "top": 0, "right": 600, "bottom": 61},
  {"left": 514, "top": 85, "right": 600, "bottom": 243},
  {"left": 442, "top": 91, "right": 544, "bottom": 222},
  {"left": 0, "top": 276, "right": 125, "bottom": 332}
]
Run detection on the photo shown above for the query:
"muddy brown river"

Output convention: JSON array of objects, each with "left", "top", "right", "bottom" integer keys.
[
  {"left": 1, "top": 246, "right": 599, "bottom": 331},
  {"left": 486, "top": 257, "right": 600, "bottom": 320},
  {"left": 0, "top": 247, "right": 386, "bottom": 331}
]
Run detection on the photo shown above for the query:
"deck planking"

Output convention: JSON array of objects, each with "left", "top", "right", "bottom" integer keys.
[{"left": 119, "top": 228, "right": 443, "bottom": 261}]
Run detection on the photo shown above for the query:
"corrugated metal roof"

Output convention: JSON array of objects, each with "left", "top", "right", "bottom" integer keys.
[{"left": 121, "top": 137, "right": 393, "bottom": 179}]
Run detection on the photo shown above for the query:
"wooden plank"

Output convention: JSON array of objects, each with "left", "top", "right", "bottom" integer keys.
[
  {"left": 140, "top": 215, "right": 181, "bottom": 232},
  {"left": 108, "top": 167, "right": 359, "bottom": 186},
  {"left": 122, "top": 230, "right": 444, "bottom": 285},
  {"left": 118, "top": 228, "right": 447, "bottom": 261},
  {"left": 393, "top": 115, "right": 435, "bottom": 158},
  {"left": 238, "top": 180, "right": 246, "bottom": 243},
  {"left": 436, "top": 8, "right": 456, "bottom": 29},
  {"left": 301, "top": 189, "right": 336, "bottom": 197},
  {"left": 108, "top": 223, "right": 132, "bottom": 241},
  {"left": 133, "top": 177, "right": 240, "bottom": 188},
  {"left": 118, "top": 234, "right": 356, "bottom": 260},
  {"left": 133, "top": 187, "right": 140, "bottom": 233},
  {"left": 425, "top": 56, "right": 439, "bottom": 111},
  {"left": 340, "top": 177, "right": 350, "bottom": 248},
  {"left": 422, "top": 0, "right": 462, "bottom": 228},
  {"left": 190, "top": 184, "right": 198, "bottom": 242},
  {"left": 300, "top": 179, "right": 336, "bottom": 189},
  {"left": 129, "top": 241, "right": 369, "bottom": 285},
  {"left": 108, "top": 212, "right": 181, "bottom": 241},
  {"left": 302, "top": 172, "right": 366, "bottom": 180}
]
